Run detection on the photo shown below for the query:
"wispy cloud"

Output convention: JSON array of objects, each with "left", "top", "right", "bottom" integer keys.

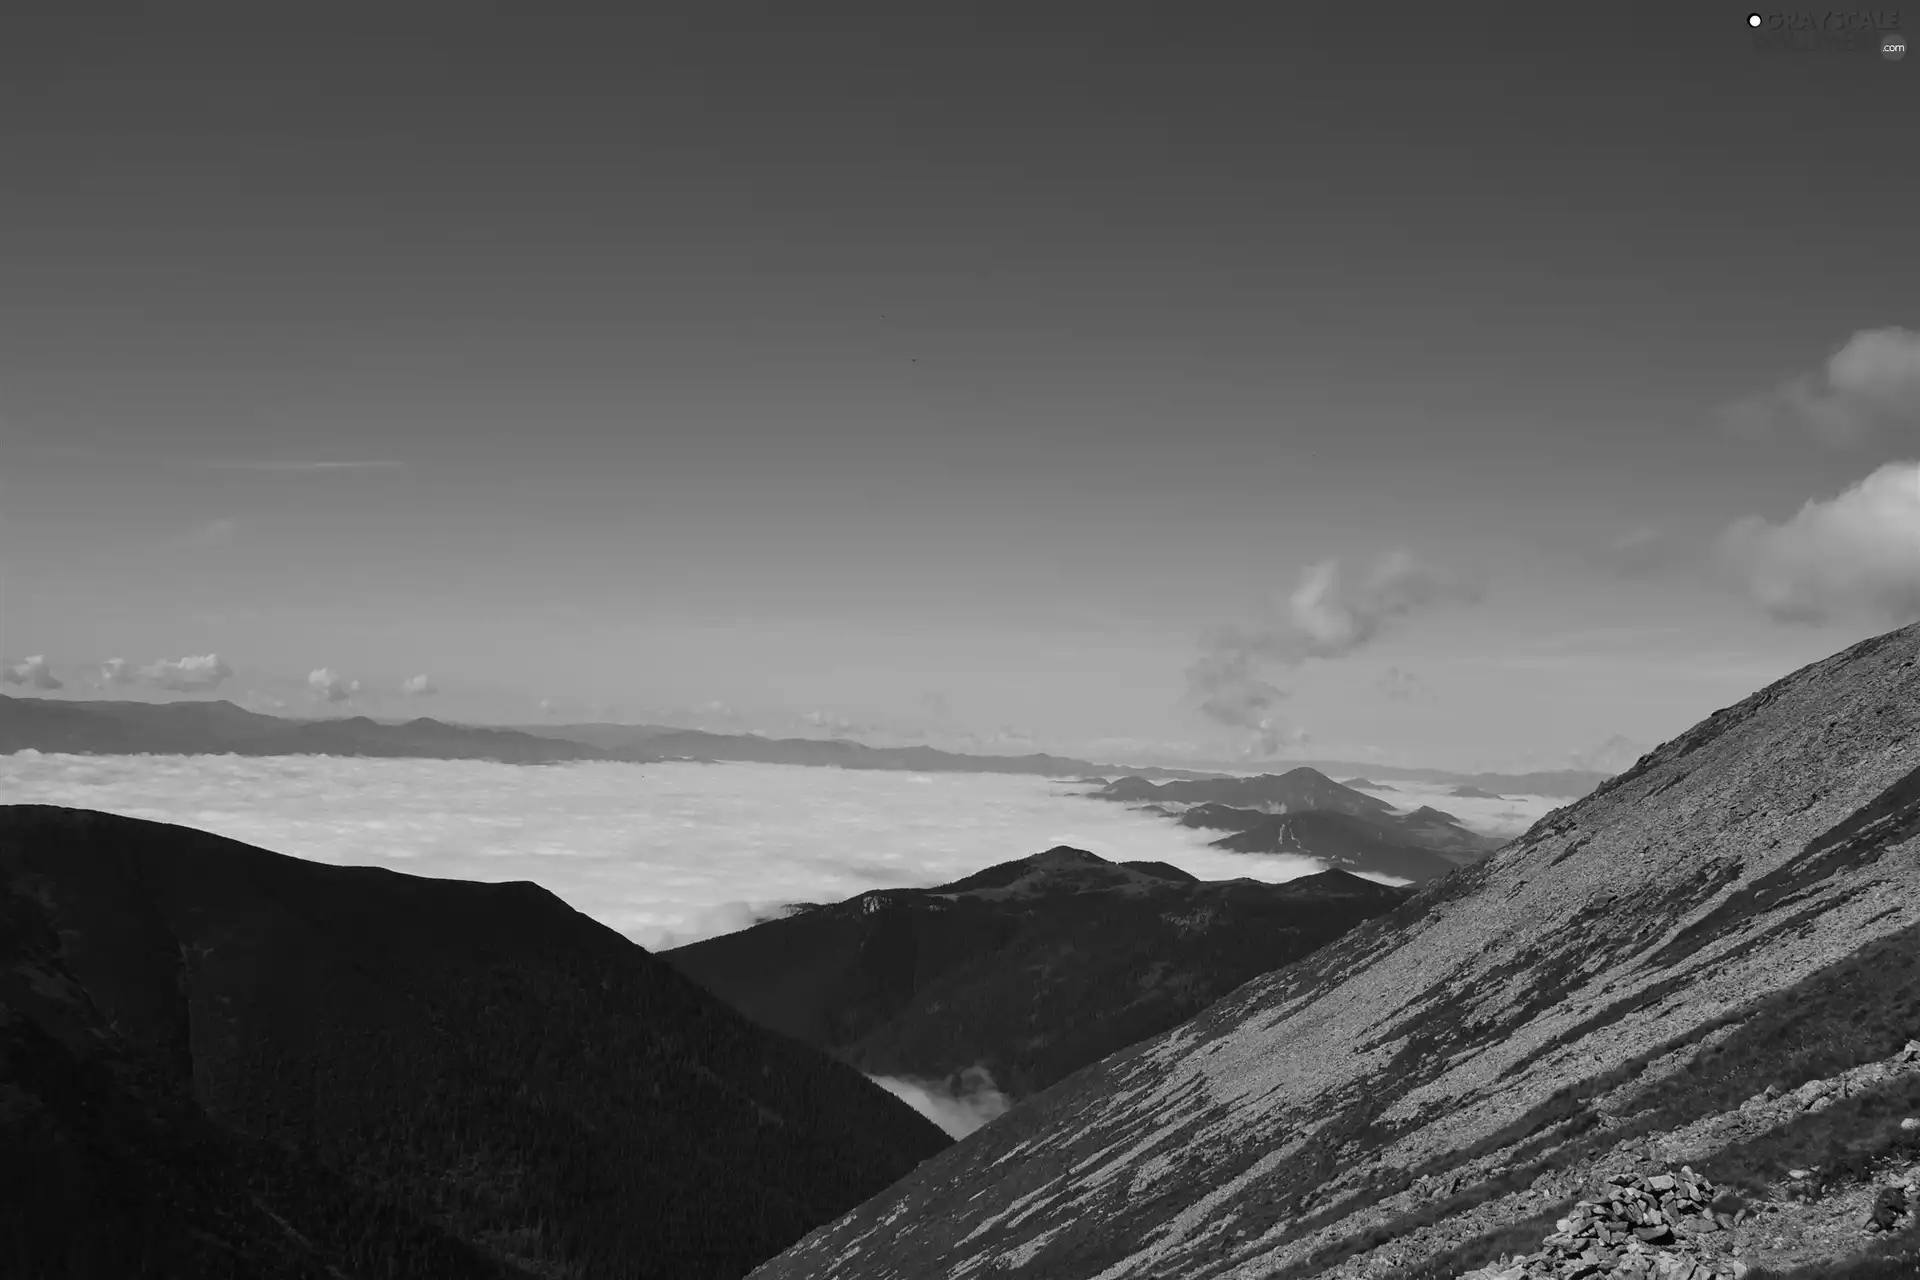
[
  {"left": 1187, "top": 551, "right": 1482, "bottom": 755},
  {"left": 1721, "top": 326, "right": 1920, "bottom": 447}
]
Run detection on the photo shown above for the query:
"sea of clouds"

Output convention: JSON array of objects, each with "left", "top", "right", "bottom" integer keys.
[
  {"left": 0, "top": 753, "right": 1419, "bottom": 949},
  {"left": 0, "top": 751, "right": 1561, "bottom": 1137}
]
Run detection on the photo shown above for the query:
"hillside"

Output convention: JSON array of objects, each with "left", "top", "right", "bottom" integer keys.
[
  {"left": 664, "top": 847, "right": 1405, "bottom": 1106},
  {"left": 748, "top": 621, "right": 1920, "bottom": 1280},
  {"left": 0, "top": 807, "right": 949, "bottom": 1279}
]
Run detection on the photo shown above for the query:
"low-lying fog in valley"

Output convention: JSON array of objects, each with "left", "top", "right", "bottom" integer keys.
[{"left": 0, "top": 753, "right": 1556, "bottom": 951}]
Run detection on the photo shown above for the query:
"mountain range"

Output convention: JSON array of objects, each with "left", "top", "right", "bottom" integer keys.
[
  {"left": 664, "top": 848, "right": 1406, "bottom": 1113},
  {"left": 0, "top": 806, "right": 948, "bottom": 1278},
  {"left": 1095, "top": 768, "right": 1508, "bottom": 881},
  {"left": 747, "top": 621, "right": 1920, "bottom": 1279},
  {"left": 0, "top": 694, "right": 1613, "bottom": 795}
]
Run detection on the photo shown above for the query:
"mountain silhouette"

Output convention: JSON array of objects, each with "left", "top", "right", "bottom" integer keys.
[
  {"left": 1092, "top": 766, "right": 1401, "bottom": 816},
  {"left": 0, "top": 807, "right": 948, "bottom": 1279},
  {"left": 746, "top": 621, "right": 1920, "bottom": 1279},
  {"left": 664, "top": 847, "right": 1405, "bottom": 1106},
  {"left": 1201, "top": 811, "right": 1465, "bottom": 882}
]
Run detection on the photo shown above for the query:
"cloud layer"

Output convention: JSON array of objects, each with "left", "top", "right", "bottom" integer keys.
[
  {"left": 1724, "top": 326, "right": 1920, "bottom": 446},
  {"left": 0, "top": 756, "right": 1389, "bottom": 950},
  {"left": 1718, "top": 460, "right": 1920, "bottom": 625},
  {"left": 1187, "top": 552, "right": 1481, "bottom": 753},
  {"left": 866, "top": 1066, "right": 1012, "bottom": 1138}
]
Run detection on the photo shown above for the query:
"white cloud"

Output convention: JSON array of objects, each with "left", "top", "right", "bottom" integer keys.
[
  {"left": 1188, "top": 551, "right": 1481, "bottom": 753},
  {"left": 96, "top": 657, "right": 138, "bottom": 687},
  {"left": 1, "top": 655, "right": 63, "bottom": 691},
  {"left": 1718, "top": 461, "right": 1920, "bottom": 625},
  {"left": 307, "top": 668, "right": 361, "bottom": 703},
  {"left": 0, "top": 756, "right": 1357, "bottom": 950},
  {"left": 867, "top": 1066, "right": 1012, "bottom": 1139},
  {"left": 1723, "top": 326, "right": 1920, "bottom": 447},
  {"left": 141, "top": 654, "right": 234, "bottom": 692},
  {"left": 401, "top": 674, "right": 438, "bottom": 697}
]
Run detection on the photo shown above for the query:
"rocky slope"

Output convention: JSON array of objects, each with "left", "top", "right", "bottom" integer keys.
[
  {"left": 0, "top": 806, "right": 949, "bottom": 1279},
  {"left": 665, "top": 847, "right": 1405, "bottom": 1105},
  {"left": 748, "top": 621, "right": 1920, "bottom": 1279}
]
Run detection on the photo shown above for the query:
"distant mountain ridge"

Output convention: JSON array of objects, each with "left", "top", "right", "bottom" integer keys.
[
  {"left": 665, "top": 846, "right": 1406, "bottom": 1110},
  {"left": 0, "top": 696, "right": 1616, "bottom": 794},
  {"left": 0, "top": 695, "right": 663, "bottom": 764},
  {"left": 1094, "top": 768, "right": 1506, "bottom": 879},
  {"left": 0, "top": 806, "right": 948, "bottom": 1278}
]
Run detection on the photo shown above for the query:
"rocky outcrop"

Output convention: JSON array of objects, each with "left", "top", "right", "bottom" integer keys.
[{"left": 747, "top": 621, "right": 1920, "bottom": 1280}]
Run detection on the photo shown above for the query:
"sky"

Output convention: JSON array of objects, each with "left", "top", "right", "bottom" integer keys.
[{"left": 2, "top": 5, "right": 1916, "bottom": 772}]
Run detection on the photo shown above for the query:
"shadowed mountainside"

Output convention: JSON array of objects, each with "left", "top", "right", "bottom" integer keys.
[
  {"left": 747, "top": 622, "right": 1920, "bottom": 1279},
  {"left": 0, "top": 807, "right": 949, "bottom": 1279},
  {"left": 664, "top": 847, "right": 1405, "bottom": 1106}
]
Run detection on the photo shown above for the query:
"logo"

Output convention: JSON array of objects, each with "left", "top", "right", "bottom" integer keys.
[{"left": 1887, "top": 31, "right": 1909, "bottom": 56}]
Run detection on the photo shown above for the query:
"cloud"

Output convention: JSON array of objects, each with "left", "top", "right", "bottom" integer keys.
[
  {"left": 307, "top": 668, "right": 362, "bottom": 703},
  {"left": 921, "top": 691, "right": 953, "bottom": 721},
  {"left": 867, "top": 1065, "right": 1012, "bottom": 1139},
  {"left": 204, "top": 459, "right": 404, "bottom": 472},
  {"left": 1722, "top": 327, "right": 1920, "bottom": 447},
  {"left": 1, "top": 655, "right": 63, "bottom": 691},
  {"left": 96, "top": 658, "right": 138, "bottom": 687},
  {"left": 401, "top": 674, "right": 439, "bottom": 697},
  {"left": 1717, "top": 460, "right": 1920, "bottom": 625},
  {"left": 141, "top": 654, "right": 234, "bottom": 692},
  {"left": 0, "top": 755, "right": 1371, "bottom": 951},
  {"left": 1187, "top": 551, "right": 1481, "bottom": 752}
]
